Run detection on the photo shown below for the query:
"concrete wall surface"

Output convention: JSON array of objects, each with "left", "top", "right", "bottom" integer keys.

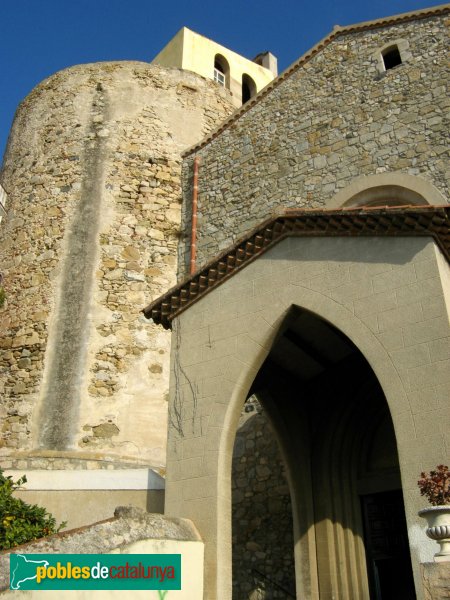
[
  {"left": 4, "top": 469, "right": 165, "bottom": 529},
  {"left": 165, "top": 236, "right": 450, "bottom": 599},
  {"left": 152, "top": 28, "right": 185, "bottom": 69}
]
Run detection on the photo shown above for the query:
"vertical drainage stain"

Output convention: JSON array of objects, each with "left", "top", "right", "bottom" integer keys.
[{"left": 38, "top": 84, "right": 109, "bottom": 450}]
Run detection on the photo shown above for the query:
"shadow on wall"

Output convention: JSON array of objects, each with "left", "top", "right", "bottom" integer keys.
[
  {"left": 231, "top": 306, "right": 416, "bottom": 600},
  {"left": 232, "top": 397, "right": 295, "bottom": 599}
]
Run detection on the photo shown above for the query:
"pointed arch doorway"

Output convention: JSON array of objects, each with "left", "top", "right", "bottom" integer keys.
[
  {"left": 148, "top": 226, "right": 450, "bottom": 600},
  {"left": 231, "top": 307, "right": 416, "bottom": 600}
]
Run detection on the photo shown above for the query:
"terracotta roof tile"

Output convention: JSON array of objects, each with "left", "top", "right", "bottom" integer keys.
[{"left": 143, "top": 206, "right": 450, "bottom": 329}]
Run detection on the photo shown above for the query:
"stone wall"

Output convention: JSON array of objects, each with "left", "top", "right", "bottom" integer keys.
[
  {"left": 421, "top": 562, "right": 450, "bottom": 600},
  {"left": 179, "top": 13, "right": 449, "bottom": 275},
  {"left": 0, "top": 61, "right": 234, "bottom": 469},
  {"left": 0, "top": 507, "right": 204, "bottom": 600},
  {"left": 232, "top": 398, "right": 295, "bottom": 599}
]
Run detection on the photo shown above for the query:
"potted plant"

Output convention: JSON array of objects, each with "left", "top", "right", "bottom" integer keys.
[{"left": 418, "top": 464, "right": 450, "bottom": 561}]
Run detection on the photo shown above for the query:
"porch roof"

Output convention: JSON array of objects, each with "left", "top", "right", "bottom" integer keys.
[{"left": 142, "top": 205, "right": 450, "bottom": 330}]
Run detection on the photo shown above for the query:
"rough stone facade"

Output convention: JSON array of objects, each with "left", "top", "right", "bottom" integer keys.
[
  {"left": 179, "top": 13, "right": 449, "bottom": 275},
  {"left": 421, "top": 562, "right": 450, "bottom": 600},
  {"left": 232, "top": 398, "right": 294, "bottom": 599},
  {"left": 1, "top": 8, "right": 449, "bottom": 600},
  {"left": 0, "top": 61, "right": 234, "bottom": 469}
]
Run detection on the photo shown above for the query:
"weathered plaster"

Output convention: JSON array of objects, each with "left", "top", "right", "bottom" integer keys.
[{"left": 0, "top": 61, "right": 234, "bottom": 470}]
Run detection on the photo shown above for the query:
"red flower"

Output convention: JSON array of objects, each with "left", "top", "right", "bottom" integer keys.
[{"left": 417, "top": 465, "right": 450, "bottom": 506}]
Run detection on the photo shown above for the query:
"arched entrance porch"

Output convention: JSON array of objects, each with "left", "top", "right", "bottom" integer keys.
[
  {"left": 148, "top": 230, "right": 450, "bottom": 600},
  {"left": 231, "top": 307, "right": 416, "bottom": 599}
]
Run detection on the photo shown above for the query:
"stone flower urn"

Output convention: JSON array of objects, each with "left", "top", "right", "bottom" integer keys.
[{"left": 419, "top": 505, "right": 450, "bottom": 561}]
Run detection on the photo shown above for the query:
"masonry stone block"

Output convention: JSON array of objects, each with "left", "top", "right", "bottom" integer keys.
[
  {"left": 0, "top": 61, "right": 234, "bottom": 478},
  {"left": 354, "top": 289, "right": 398, "bottom": 318},
  {"left": 379, "top": 301, "right": 424, "bottom": 332}
]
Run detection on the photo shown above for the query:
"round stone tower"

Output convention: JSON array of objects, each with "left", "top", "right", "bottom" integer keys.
[{"left": 0, "top": 61, "right": 234, "bottom": 524}]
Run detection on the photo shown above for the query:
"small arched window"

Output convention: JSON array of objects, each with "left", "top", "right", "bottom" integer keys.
[
  {"left": 214, "top": 54, "right": 230, "bottom": 89},
  {"left": 382, "top": 45, "right": 402, "bottom": 71},
  {"left": 374, "top": 40, "right": 410, "bottom": 76},
  {"left": 341, "top": 185, "right": 428, "bottom": 208},
  {"left": 241, "top": 74, "right": 257, "bottom": 104},
  {"left": 0, "top": 184, "right": 7, "bottom": 225}
]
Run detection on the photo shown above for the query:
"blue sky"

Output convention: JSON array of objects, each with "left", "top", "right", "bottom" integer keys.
[{"left": 0, "top": 0, "right": 443, "bottom": 163}]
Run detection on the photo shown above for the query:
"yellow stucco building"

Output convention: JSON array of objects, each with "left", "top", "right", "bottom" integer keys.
[{"left": 152, "top": 27, "right": 277, "bottom": 106}]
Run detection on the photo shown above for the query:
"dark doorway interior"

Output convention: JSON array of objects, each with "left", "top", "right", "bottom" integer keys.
[
  {"left": 232, "top": 306, "right": 417, "bottom": 599},
  {"left": 242, "top": 73, "right": 257, "bottom": 104},
  {"left": 362, "top": 491, "right": 416, "bottom": 600}
]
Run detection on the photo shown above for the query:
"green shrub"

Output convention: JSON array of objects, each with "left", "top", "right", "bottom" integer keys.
[
  {"left": 0, "top": 286, "right": 5, "bottom": 308},
  {"left": 0, "top": 469, "right": 66, "bottom": 550}
]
